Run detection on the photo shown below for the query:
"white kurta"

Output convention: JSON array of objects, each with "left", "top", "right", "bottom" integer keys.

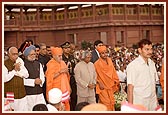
[
  {"left": 46, "top": 104, "right": 58, "bottom": 111},
  {"left": 24, "top": 63, "right": 46, "bottom": 111},
  {"left": 126, "top": 55, "right": 158, "bottom": 111},
  {"left": 4, "top": 57, "right": 29, "bottom": 111},
  {"left": 117, "top": 70, "right": 127, "bottom": 82},
  {"left": 74, "top": 61, "right": 97, "bottom": 104},
  {"left": 4, "top": 57, "right": 29, "bottom": 82}
]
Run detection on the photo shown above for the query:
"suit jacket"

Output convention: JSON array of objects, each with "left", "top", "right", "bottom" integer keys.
[
  {"left": 90, "top": 49, "right": 99, "bottom": 63},
  {"left": 74, "top": 61, "right": 96, "bottom": 97}
]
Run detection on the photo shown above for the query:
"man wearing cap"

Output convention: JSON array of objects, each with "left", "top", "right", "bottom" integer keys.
[
  {"left": 23, "top": 45, "right": 46, "bottom": 111},
  {"left": 60, "top": 41, "right": 77, "bottom": 111},
  {"left": 94, "top": 45, "right": 120, "bottom": 111},
  {"left": 45, "top": 47, "right": 71, "bottom": 111},
  {"left": 4, "top": 46, "right": 29, "bottom": 111},
  {"left": 47, "top": 88, "right": 65, "bottom": 111}
]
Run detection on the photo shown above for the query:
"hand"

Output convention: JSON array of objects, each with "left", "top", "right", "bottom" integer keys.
[
  {"left": 98, "top": 82, "right": 104, "bottom": 90},
  {"left": 34, "top": 78, "right": 42, "bottom": 85},
  {"left": 59, "top": 103, "right": 65, "bottom": 111},
  {"left": 88, "top": 84, "right": 96, "bottom": 89},
  {"left": 14, "top": 62, "right": 21, "bottom": 71},
  {"left": 60, "top": 68, "right": 69, "bottom": 74}
]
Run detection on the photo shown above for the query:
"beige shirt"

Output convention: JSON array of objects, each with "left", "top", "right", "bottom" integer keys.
[
  {"left": 126, "top": 55, "right": 158, "bottom": 110},
  {"left": 74, "top": 61, "right": 97, "bottom": 97}
]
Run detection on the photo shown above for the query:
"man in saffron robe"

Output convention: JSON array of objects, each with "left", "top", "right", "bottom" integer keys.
[
  {"left": 94, "top": 45, "right": 120, "bottom": 111},
  {"left": 160, "top": 59, "right": 164, "bottom": 100},
  {"left": 45, "top": 47, "right": 71, "bottom": 111}
]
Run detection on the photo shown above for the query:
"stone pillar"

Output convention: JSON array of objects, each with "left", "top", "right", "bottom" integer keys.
[
  {"left": 20, "top": 7, "right": 23, "bottom": 26},
  {"left": 137, "top": 4, "right": 140, "bottom": 21},
  {"left": 124, "top": 4, "right": 127, "bottom": 20},
  {"left": 78, "top": 4, "right": 81, "bottom": 23},
  {"left": 52, "top": 7, "right": 56, "bottom": 25},
  {"left": 36, "top": 7, "right": 40, "bottom": 26},
  {"left": 109, "top": 4, "right": 113, "bottom": 21},
  {"left": 92, "top": 4, "right": 96, "bottom": 22},
  {"left": 149, "top": 4, "right": 152, "bottom": 20},
  {"left": 64, "top": 5, "right": 68, "bottom": 24}
]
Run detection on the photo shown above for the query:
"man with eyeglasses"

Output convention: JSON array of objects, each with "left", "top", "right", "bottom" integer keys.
[
  {"left": 23, "top": 45, "right": 46, "bottom": 111},
  {"left": 4, "top": 46, "right": 29, "bottom": 111},
  {"left": 38, "top": 43, "right": 50, "bottom": 104}
]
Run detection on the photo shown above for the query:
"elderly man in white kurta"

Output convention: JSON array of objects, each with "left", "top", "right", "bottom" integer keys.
[
  {"left": 4, "top": 47, "right": 29, "bottom": 111},
  {"left": 126, "top": 39, "right": 159, "bottom": 111},
  {"left": 74, "top": 50, "right": 97, "bottom": 104},
  {"left": 23, "top": 45, "right": 46, "bottom": 111}
]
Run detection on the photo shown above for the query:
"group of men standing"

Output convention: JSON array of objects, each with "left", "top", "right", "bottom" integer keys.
[{"left": 4, "top": 39, "right": 164, "bottom": 111}]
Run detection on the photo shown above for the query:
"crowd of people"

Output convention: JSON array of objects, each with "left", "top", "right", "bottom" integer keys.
[{"left": 3, "top": 38, "right": 164, "bottom": 112}]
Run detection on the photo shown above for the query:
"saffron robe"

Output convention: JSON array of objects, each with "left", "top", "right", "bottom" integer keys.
[
  {"left": 45, "top": 58, "right": 71, "bottom": 111},
  {"left": 94, "top": 57, "right": 119, "bottom": 111}
]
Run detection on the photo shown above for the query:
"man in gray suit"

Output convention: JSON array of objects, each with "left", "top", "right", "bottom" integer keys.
[{"left": 90, "top": 40, "right": 103, "bottom": 63}]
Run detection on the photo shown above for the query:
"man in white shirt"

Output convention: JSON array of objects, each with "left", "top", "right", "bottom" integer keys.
[
  {"left": 4, "top": 47, "right": 29, "bottom": 111},
  {"left": 126, "top": 39, "right": 159, "bottom": 111}
]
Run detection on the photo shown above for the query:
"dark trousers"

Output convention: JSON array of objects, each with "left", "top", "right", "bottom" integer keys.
[
  {"left": 70, "top": 76, "right": 77, "bottom": 111},
  {"left": 42, "top": 77, "right": 48, "bottom": 104},
  {"left": 96, "top": 94, "right": 99, "bottom": 103}
]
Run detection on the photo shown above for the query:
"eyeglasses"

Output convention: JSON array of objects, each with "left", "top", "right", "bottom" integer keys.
[
  {"left": 29, "top": 53, "right": 36, "bottom": 56},
  {"left": 11, "top": 53, "right": 19, "bottom": 56}
]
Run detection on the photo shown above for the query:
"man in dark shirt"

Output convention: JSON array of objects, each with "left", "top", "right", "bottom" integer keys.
[
  {"left": 90, "top": 40, "right": 103, "bottom": 63},
  {"left": 38, "top": 43, "right": 50, "bottom": 103},
  {"left": 60, "top": 41, "right": 77, "bottom": 111}
]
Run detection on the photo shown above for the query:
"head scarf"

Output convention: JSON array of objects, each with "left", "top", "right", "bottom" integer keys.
[
  {"left": 51, "top": 47, "right": 63, "bottom": 56},
  {"left": 23, "top": 45, "right": 36, "bottom": 57},
  {"left": 97, "top": 45, "right": 107, "bottom": 53}
]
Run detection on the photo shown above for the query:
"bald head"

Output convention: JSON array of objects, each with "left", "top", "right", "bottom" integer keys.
[
  {"left": 8, "top": 47, "right": 19, "bottom": 62},
  {"left": 81, "top": 103, "right": 107, "bottom": 111}
]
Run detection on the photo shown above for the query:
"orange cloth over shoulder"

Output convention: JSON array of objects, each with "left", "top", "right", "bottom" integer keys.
[
  {"left": 94, "top": 45, "right": 120, "bottom": 110},
  {"left": 94, "top": 57, "right": 120, "bottom": 94},
  {"left": 160, "top": 63, "right": 164, "bottom": 100},
  {"left": 45, "top": 47, "right": 71, "bottom": 110}
]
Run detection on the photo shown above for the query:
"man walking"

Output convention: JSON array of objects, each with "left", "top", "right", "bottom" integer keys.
[
  {"left": 94, "top": 45, "right": 120, "bottom": 111},
  {"left": 126, "top": 39, "right": 159, "bottom": 111}
]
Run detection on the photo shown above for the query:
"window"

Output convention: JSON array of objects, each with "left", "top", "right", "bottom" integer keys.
[
  {"left": 143, "top": 30, "right": 150, "bottom": 39},
  {"left": 116, "top": 31, "right": 124, "bottom": 44},
  {"left": 140, "top": 7, "right": 149, "bottom": 15},
  {"left": 68, "top": 34, "right": 77, "bottom": 44},
  {"left": 112, "top": 7, "right": 123, "bottom": 15},
  {"left": 100, "top": 32, "right": 107, "bottom": 44}
]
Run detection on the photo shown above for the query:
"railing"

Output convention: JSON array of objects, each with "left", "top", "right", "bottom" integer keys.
[
  {"left": 4, "top": 15, "right": 164, "bottom": 30},
  {"left": 4, "top": 19, "right": 17, "bottom": 26}
]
